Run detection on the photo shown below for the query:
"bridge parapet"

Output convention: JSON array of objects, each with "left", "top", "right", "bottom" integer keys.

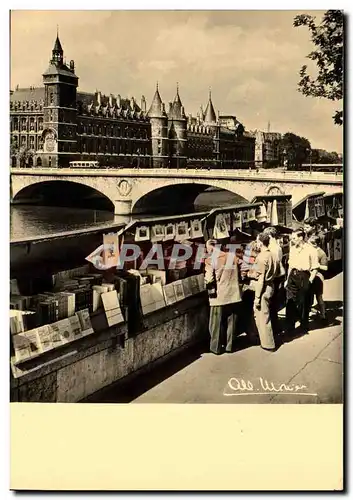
[{"left": 10, "top": 167, "right": 343, "bottom": 184}]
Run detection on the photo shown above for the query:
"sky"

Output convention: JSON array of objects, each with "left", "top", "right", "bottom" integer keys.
[{"left": 10, "top": 10, "right": 343, "bottom": 153}]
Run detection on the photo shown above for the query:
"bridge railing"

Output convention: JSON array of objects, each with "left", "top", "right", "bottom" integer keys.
[{"left": 10, "top": 167, "right": 343, "bottom": 183}]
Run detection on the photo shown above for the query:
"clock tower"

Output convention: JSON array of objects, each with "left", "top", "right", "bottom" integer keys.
[{"left": 42, "top": 32, "right": 78, "bottom": 168}]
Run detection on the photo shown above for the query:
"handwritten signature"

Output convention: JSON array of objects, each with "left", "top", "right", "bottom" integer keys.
[{"left": 223, "top": 377, "right": 318, "bottom": 397}]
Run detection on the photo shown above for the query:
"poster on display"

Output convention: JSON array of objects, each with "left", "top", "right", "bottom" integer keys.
[
  {"left": 333, "top": 239, "right": 342, "bottom": 260},
  {"left": 190, "top": 219, "right": 203, "bottom": 239},
  {"left": 175, "top": 221, "right": 189, "bottom": 241},
  {"left": 256, "top": 204, "right": 267, "bottom": 223},
  {"left": 163, "top": 223, "right": 176, "bottom": 241},
  {"left": 232, "top": 211, "right": 242, "bottom": 231},
  {"left": 135, "top": 225, "right": 150, "bottom": 242},
  {"left": 103, "top": 233, "right": 120, "bottom": 268},
  {"left": 242, "top": 210, "right": 249, "bottom": 223},
  {"left": 213, "top": 213, "right": 229, "bottom": 239},
  {"left": 151, "top": 224, "right": 165, "bottom": 242},
  {"left": 224, "top": 213, "right": 231, "bottom": 231},
  {"left": 248, "top": 208, "right": 256, "bottom": 221}
]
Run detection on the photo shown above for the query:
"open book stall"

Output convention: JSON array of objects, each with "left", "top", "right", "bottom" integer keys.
[
  {"left": 10, "top": 263, "right": 126, "bottom": 367},
  {"left": 112, "top": 212, "right": 211, "bottom": 317},
  {"left": 293, "top": 192, "right": 343, "bottom": 263}
]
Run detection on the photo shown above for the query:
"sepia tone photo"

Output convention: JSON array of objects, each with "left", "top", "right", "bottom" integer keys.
[{"left": 9, "top": 10, "right": 343, "bottom": 407}]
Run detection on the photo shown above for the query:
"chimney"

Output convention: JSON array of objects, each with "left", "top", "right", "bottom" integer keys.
[
  {"left": 130, "top": 97, "right": 135, "bottom": 110},
  {"left": 69, "top": 60, "right": 75, "bottom": 72},
  {"left": 116, "top": 94, "right": 121, "bottom": 107},
  {"left": 97, "top": 91, "right": 102, "bottom": 106},
  {"left": 109, "top": 94, "right": 113, "bottom": 107}
]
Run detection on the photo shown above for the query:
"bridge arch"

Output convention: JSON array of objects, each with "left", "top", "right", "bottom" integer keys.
[
  {"left": 12, "top": 179, "right": 115, "bottom": 212},
  {"left": 132, "top": 182, "right": 250, "bottom": 215}
]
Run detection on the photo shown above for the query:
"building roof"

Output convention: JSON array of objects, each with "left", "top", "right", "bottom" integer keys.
[
  {"left": 10, "top": 87, "right": 45, "bottom": 102},
  {"left": 168, "top": 85, "right": 185, "bottom": 120},
  {"left": 203, "top": 91, "right": 217, "bottom": 124},
  {"left": 53, "top": 35, "right": 63, "bottom": 53},
  {"left": 147, "top": 85, "right": 165, "bottom": 118},
  {"left": 43, "top": 63, "right": 77, "bottom": 78}
]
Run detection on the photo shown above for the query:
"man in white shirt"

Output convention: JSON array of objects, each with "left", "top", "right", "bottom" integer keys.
[
  {"left": 285, "top": 229, "right": 319, "bottom": 333},
  {"left": 263, "top": 227, "right": 285, "bottom": 335}
]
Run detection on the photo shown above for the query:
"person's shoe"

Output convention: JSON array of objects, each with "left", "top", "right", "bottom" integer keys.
[
  {"left": 261, "top": 346, "right": 277, "bottom": 352},
  {"left": 210, "top": 350, "right": 222, "bottom": 355}
]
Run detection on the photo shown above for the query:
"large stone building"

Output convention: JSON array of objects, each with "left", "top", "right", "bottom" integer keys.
[{"left": 10, "top": 34, "right": 255, "bottom": 169}]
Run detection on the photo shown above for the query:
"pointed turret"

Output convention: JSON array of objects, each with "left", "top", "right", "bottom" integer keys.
[
  {"left": 169, "top": 83, "right": 184, "bottom": 120},
  {"left": 148, "top": 83, "right": 166, "bottom": 118},
  {"left": 51, "top": 28, "right": 64, "bottom": 65},
  {"left": 204, "top": 89, "right": 217, "bottom": 124}
]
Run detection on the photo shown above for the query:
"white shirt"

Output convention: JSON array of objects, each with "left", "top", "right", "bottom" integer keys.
[{"left": 288, "top": 242, "right": 319, "bottom": 272}]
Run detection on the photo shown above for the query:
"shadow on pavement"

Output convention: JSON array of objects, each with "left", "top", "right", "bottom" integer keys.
[{"left": 81, "top": 339, "right": 209, "bottom": 403}]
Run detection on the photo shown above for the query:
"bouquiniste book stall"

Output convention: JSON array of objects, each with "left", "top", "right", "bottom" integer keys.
[{"left": 9, "top": 194, "right": 298, "bottom": 369}]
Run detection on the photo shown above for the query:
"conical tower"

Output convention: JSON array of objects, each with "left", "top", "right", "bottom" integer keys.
[
  {"left": 147, "top": 83, "right": 168, "bottom": 168},
  {"left": 203, "top": 89, "right": 217, "bottom": 125},
  {"left": 167, "top": 83, "right": 187, "bottom": 168}
]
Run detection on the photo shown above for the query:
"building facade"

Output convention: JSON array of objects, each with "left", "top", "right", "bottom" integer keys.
[
  {"left": 250, "top": 130, "right": 282, "bottom": 167},
  {"left": 10, "top": 35, "right": 255, "bottom": 169}
]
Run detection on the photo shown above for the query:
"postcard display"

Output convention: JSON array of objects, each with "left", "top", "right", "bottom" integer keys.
[
  {"left": 10, "top": 268, "right": 126, "bottom": 366},
  {"left": 127, "top": 217, "right": 208, "bottom": 313}
]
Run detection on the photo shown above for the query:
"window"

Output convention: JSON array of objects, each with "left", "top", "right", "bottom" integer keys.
[
  {"left": 38, "top": 119, "right": 43, "bottom": 131},
  {"left": 21, "top": 118, "right": 27, "bottom": 131},
  {"left": 49, "top": 110, "right": 53, "bottom": 121},
  {"left": 50, "top": 92, "right": 54, "bottom": 105},
  {"left": 36, "top": 157, "right": 42, "bottom": 167},
  {"left": 29, "top": 136, "right": 35, "bottom": 150},
  {"left": 11, "top": 156, "right": 17, "bottom": 168},
  {"left": 13, "top": 118, "right": 18, "bottom": 131},
  {"left": 29, "top": 118, "right": 35, "bottom": 131},
  {"left": 48, "top": 156, "right": 52, "bottom": 167},
  {"left": 21, "top": 136, "right": 26, "bottom": 145}
]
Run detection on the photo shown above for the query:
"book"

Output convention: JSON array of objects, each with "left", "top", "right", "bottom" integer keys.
[
  {"left": 196, "top": 273, "right": 206, "bottom": 292},
  {"left": 37, "top": 325, "right": 53, "bottom": 351},
  {"left": 139, "top": 284, "right": 155, "bottom": 315},
  {"left": 23, "top": 328, "right": 43, "bottom": 357},
  {"left": 59, "top": 292, "right": 76, "bottom": 317},
  {"left": 147, "top": 269, "right": 166, "bottom": 286},
  {"left": 151, "top": 224, "right": 165, "bottom": 242},
  {"left": 173, "top": 280, "right": 185, "bottom": 302},
  {"left": 76, "top": 309, "right": 94, "bottom": 335},
  {"left": 12, "top": 334, "right": 31, "bottom": 363},
  {"left": 68, "top": 315, "right": 83, "bottom": 339},
  {"left": 150, "top": 282, "right": 166, "bottom": 311},
  {"left": 181, "top": 277, "right": 193, "bottom": 298},
  {"left": 92, "top": 285, "right": 109, "bottom": 312},
  {"left": 103, "top": 233, "right": 120, "bottom": 268},
  {"left": 213, "top": 214, "right": 229, "bottom": 239},
  {"left": 175, "top": 221, "right": 188, "bottom": 241},
  {"left": 163, "top": 223, "right": 176, "bottom": 241},
  {"left": 10, "top": 310, "right": 24, "bottom": 335},
  {"left": 101, "top": 291, "right": 124, "bottom": 326},
  {"left": 135, "top": 225, "right": 150, "bottom": 242},
  {"left": 48, "top": 322, "right": 65, "bottom": 349},
  {"left": 162, "top": 283, "right": 177, "bottom": 306},
  {"left": 190, "top": 219, "right": 203, "bottom": 239}
]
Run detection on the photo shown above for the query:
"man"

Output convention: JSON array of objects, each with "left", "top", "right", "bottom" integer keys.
[
  {"left": 303, "top": 219, "right": 316, "bottom": 240},
  {"left": 263, "top": 227, "right": 285, "bottom": 335},
  {"left": 308, "top": 234, "right": 328, "bottom": 321},
  {"left": 285, "top": 229, "right": 319, "bottom": 333},
  {"left": 253, "top": 232, "right": 278, "bottom": 351},
  {"left": 204, "top": 239, "right": 242, "bottom": 355}
]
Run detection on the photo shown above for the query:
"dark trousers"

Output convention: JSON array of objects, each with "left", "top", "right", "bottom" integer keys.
[
  {"left": 209, "top": 302, "right": 239, "bottom": 354},
  {"left": 286, "top": 270, "right": 311, "bottom": 330},
  {"left": 309, "top": 276, "right": 326, "bottom": 319}
]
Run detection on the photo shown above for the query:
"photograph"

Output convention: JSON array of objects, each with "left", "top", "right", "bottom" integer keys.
[{"left": 8, "top": 12, "right": 344, "bottom": 487}]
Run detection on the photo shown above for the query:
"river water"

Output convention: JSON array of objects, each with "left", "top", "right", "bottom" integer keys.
[{"left": 10, "top": 190, "right": 245, "bottom": 240}]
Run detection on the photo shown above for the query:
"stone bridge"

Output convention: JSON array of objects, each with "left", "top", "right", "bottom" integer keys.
[{"left": 10, "top": 167, "right": 343, "bottom": 215}]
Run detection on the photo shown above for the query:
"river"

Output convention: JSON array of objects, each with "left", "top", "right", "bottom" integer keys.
[{"left": 10, "top": 190, "right": 246, "bottom": 240}]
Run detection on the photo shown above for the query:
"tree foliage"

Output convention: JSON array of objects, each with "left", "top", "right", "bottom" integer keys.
[
  {"left": 293, "top": 10, "right": 343, "bottom": 125},
  {"left": 280, "top": 132, "right": 311, "bottom": 167}
]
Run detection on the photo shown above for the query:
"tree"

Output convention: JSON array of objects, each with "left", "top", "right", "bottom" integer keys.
[
  {"left": 280, "top": 133, "right": 311, "bottom": 168},
  {"left": 18, "top": 146, "right": 31, "bottom": 167},
  {"left": 293, "top": 10, "right": 343, "bottom": 125}
]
